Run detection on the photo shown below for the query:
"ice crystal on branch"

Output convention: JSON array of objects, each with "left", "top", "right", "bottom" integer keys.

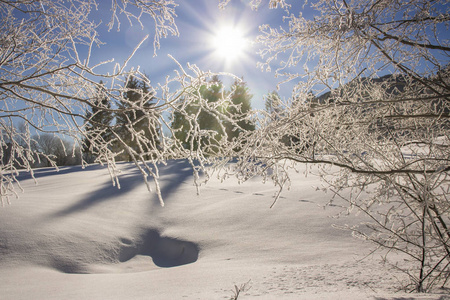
[
  {"left": 244, "top": 0, "right": 450, "bottom": 292},
  {"left": 1, "top": 0, "right": 449, "bottom": 292}
]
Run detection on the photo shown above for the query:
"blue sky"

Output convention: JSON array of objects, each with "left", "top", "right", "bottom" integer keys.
[
  {"left": 89, "top": 0, "right": 301, "bottom": 110},
  {"left": 85, "top": 0, "right": 450, "bottom": 110}
]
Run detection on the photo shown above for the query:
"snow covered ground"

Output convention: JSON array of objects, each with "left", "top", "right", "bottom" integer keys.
[{"left": 0, "top": 160, "right": 449, "bottom": 299}]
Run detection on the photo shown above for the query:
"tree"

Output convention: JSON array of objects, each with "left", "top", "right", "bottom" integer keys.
[
  {"left": 0, "top": 0, "right": 244, "bottom": 206},
  {"left": 224, "top": 78, "right": 255, "bottom": 145},
  {"left": 115, "top": 76, "right": 161, "bottom": 161},
  {"left": 83, "top": 81, "right": 114, "bottom": 163},
  {"left": 171, "top": 76, "right": 229, "bottom": 154},
  {"left": 196, "top": 76, "right": 225, "bottom": 153},
  {"left": 1, "top": 122, "right": 33, "bottom": 169},
  {"left": 2, "top": 0, "right": 448, "bottom": 292},
  {"left": 171, "top": 76, "right": 257, "bottom": 155},
  {"left": 224, "top": 0, "right": 449, "bottom": 292},
  {"left": 264, "top": 91, "right": 283, "bottom": 119},
  {"left": 32, "top": 133, "right": 81, "bottom": 167}
]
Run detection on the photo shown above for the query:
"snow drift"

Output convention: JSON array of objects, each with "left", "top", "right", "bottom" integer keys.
[{"left": 0, "top": 160, "right": 448, "bottom": 299}]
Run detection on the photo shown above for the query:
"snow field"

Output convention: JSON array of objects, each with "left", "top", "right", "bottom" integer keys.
[{"left": 0, "top": 160, "right": 448, "bottom": 299}]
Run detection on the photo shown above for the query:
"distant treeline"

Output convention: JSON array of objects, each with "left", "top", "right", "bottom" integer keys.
[{"left": 1, "top": 133, "right": 82, "bottom": 169}]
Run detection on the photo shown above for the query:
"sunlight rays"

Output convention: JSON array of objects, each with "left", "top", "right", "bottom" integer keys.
[{"left": 211, "top": 25, "right": 248, "bottom": 62}]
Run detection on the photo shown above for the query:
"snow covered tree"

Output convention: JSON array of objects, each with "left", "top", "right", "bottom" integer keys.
[
  {"left": 115, "top": 76, "right": 161, "bottom": 161},
  {"left": 264, "top": 91, "right": 283, "bottom": 119},
  {"left": 32, "top": 133, "right": 81, "bottom": 167},
  {"left": 0, "top": 0, "right": 237, "bottom": 206},
  {"left": 171, "top": 76, "right": 227, "bottom": 154},
  {"left": 219, "top": 0, "right": 450, "bottom": 292},
  {"left": 83, "top": 81, "right": 114, "bottom": 163},
  {"left": 224, "top": 78, "right": 255, "bottom": 146}
]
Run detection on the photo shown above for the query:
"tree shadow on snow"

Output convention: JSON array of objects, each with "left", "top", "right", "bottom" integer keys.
[
  {"left": 15, "top": 164, "right": 108, "bottom": 182},
  {"left": 151, "top": 159, "right": 198, "bottom": 206},
  {"left": 47, "top": 171, "right": 145, "bottom": 218},
  {"left": 46, "top": 160, "right": 196, "bottom": 217}
]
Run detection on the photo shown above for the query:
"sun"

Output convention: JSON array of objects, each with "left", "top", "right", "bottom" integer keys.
[{"left": 211, "top": 25, "right": 248, "bottom": 62}]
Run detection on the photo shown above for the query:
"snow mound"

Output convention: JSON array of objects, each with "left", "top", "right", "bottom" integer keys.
[{"left": 0, "top": 160, "right": 448, "bottom": 299}]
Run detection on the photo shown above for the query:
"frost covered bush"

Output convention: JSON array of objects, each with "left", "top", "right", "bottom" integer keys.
[
  {"left": 0, "top": 0, "right": 243, "bottom": 206},
  {"left": 232, "top": 0, "right": 450, "bottom": 292},
  {"left": 1, "top": 0, "right": 449, "bottom": 292}
]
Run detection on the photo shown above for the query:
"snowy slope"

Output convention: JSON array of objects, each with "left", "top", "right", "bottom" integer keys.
[{"left": 0, "top": 160, "right": 448, "bottom": 299}]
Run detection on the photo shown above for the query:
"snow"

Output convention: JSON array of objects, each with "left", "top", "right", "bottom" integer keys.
[{"left": 0, "top": 160, "right": 448, "bottom": 299}]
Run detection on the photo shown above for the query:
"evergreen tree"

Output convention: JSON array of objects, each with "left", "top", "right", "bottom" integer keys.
[
  {"left": 83, "top": 81, "right": 114, "bottom": 163},
  {"left": 115, "top": 76, "right": 160, "bottom": 161},
  {"left": 264, "top": 91, "right": 283, "bottom": 119},
  {"left": 171, "top": 76, "right": 225, "bottom": 152},
  {"left": 225, "top": 78, "right": 255, "bottom": 141},
  {"left": 172, "top": 77, "right": 256, "bottom": 153},
  {"left": 171, "top": 98, "right": 197, "bottom": 150},
  {"left": 198, "top": 76, "right": 224, "bottom": 143}
]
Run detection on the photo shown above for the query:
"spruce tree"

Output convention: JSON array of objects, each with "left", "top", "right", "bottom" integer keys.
[
  {"left": 264, "top": 91, "right": 283, "bottom": 119},
  {"left": 225, "top": 78, "right": 255, "bottom": 142},
  {"left": 198, "top": 76, "right": 224, "bottom": 148},
  {"left": 171, "top": 101, "right": 195, "bottom": 150},
  {"left": 83, "top": 81, "right": 113, "bottom": 163},
  {"left": 115, "top": 76, "right": 160, "bottom": 161},
  {"left": 171, "top": 76, "right": 225, "bottom": 152},
  {"left": 172, "top": 77, "right": 255, "bottom": 154}
]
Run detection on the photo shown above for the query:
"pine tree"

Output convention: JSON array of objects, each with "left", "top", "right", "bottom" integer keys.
[
  {"left": 264, "top": 91, "right": 283, "bottom": 119},
  {"left": 171, "top": 76, "right": 225, "bottom": 152},
  {"left": 198, "top": 76, "right": 224, "bottom": 145},
  {"left": 83, "top": 81, "right": 114, "bottom": 163},
  {"left": 172, "top": 77, "right": 256, "bottom": 153},
  {"left": 225, "top": 78, "right": 255, "bottom": 141},
  {"left": 171, "top": 100, "right": 196, "bottom": 150},
  {"left": 115, "top": 76, "right": 161, "bottom": 161}
]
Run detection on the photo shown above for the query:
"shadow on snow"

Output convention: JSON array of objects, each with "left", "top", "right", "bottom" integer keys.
[{"left": 47, "top": 159, "right": 196, "bottom": 217}]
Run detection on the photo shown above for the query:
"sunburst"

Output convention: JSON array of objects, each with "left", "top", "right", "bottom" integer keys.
[{"left": 211, "top": 25, "right": 248, "bottom": 62}]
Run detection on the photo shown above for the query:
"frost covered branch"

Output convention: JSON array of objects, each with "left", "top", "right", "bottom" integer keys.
[
  {"left": 1, "top": 0, "right": 450, "bottom": 292},
  {"left": 0, "top": 0, "right": 198, "bottom": 206},
  {"left": 234, "top": 0, "right": 450, "bottom": 292}
]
